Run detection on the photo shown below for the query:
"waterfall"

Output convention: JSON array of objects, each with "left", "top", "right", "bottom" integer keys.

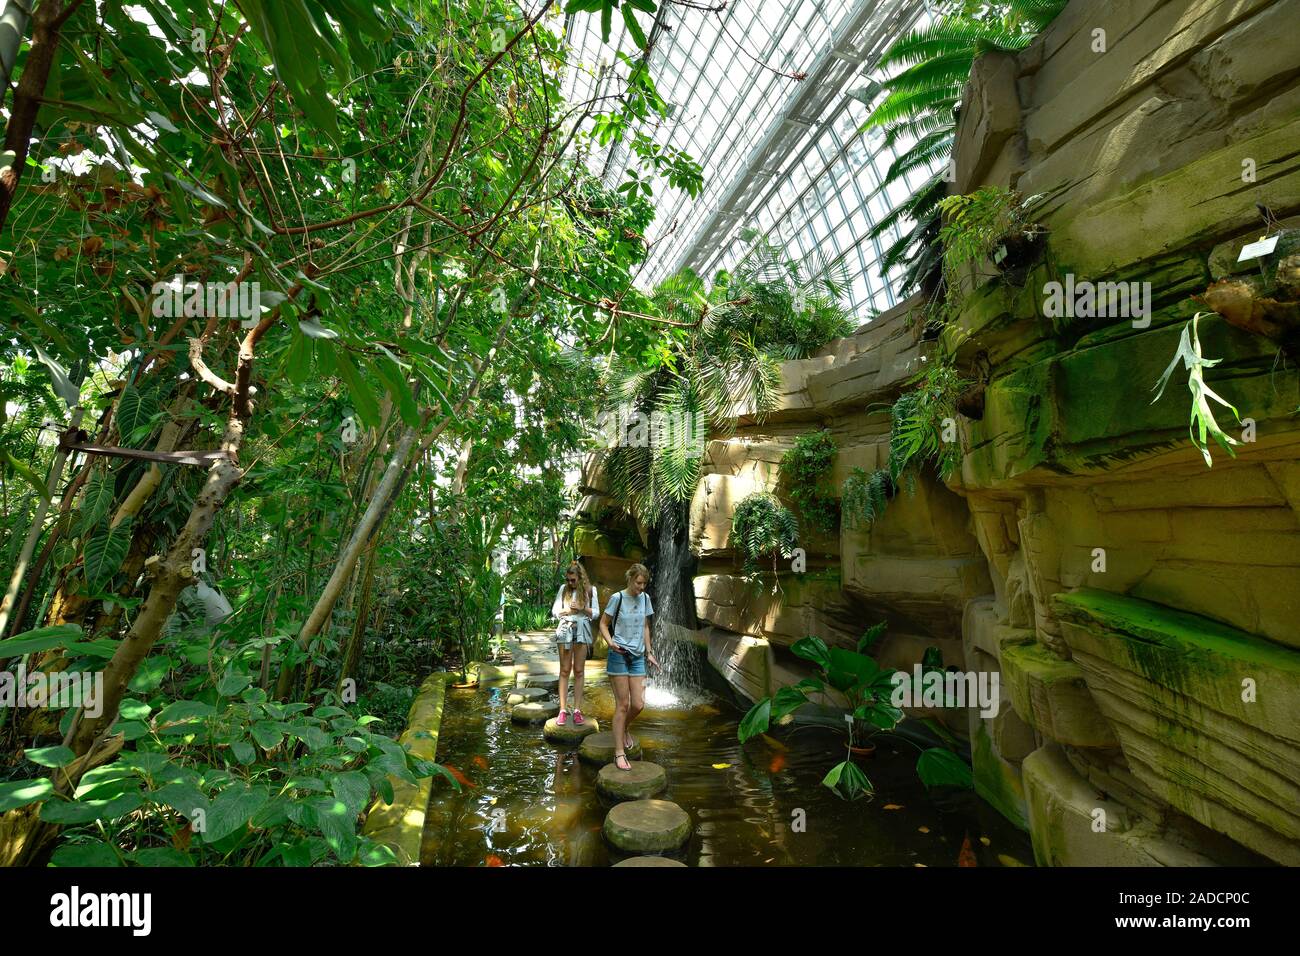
[{"left": 646, "top": 499, "right": 706, "bottom": 700}]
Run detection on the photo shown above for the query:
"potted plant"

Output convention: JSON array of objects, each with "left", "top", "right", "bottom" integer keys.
[{"left": 738, "top": 623, "right": 971, "bottom": 800}]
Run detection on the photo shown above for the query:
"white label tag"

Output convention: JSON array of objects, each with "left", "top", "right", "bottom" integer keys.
[{"left": 1237, "top": 236, "right": 1279, "bottom": 261}]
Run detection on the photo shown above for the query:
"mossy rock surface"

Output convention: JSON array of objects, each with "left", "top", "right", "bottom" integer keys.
[
  {"left": 511, "top": 700, "right": 560, "bottom": 724},
  {"left": 506, "top": 687, "right": 548, "bottom": 705},
  {"left": 579, "top": 731, "right": 642, "bottom": 766},
  {"left": 543, "top": 716, "right": 599, "bottom": 743},
  {"left": 603, "top": 799, "right": 691, "bottom": 853},
  {"left": 612, "top": 855, "right": 686, "bottom": 867},
  {"left": 597, "top": 760, "right": 666, "bottom": 801}
]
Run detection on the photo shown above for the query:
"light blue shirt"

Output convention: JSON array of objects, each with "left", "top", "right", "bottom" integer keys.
[{"left": 604, "top": 590, "right": 653, "bottom": 655}]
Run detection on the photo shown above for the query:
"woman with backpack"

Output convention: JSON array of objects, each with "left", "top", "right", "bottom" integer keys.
[{"left": 598, "top": 563, "right": 660, "bottom": 771}]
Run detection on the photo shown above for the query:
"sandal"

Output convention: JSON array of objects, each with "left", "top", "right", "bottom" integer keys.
[
  {"left": 572, "top": 709, "right": 584, "bottom": 725},
  {"left": 556, "top": 709, "right": 569, "bottom": 726},
  {"left": 624, "top": 734, "right": 635, "bottom": 750},
  {"left": 614, "top": 753, "right": 632, "bottom": 771}
]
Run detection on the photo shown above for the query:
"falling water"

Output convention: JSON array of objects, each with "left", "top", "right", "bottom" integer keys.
[{"left": 647, "top": 499, "right": 706, "bottom": 704}]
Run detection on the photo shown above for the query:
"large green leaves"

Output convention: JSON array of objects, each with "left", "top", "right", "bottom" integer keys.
[
  {"left": 83, "top": 518, "right": 134, "bottom": 590},
  {"left": 0, "top": 623, "right": 82, "bottom": 658}
]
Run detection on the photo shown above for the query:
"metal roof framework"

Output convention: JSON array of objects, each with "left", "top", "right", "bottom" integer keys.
[{"left": 562, "top": 0, "right": 939, "bottom": 319}]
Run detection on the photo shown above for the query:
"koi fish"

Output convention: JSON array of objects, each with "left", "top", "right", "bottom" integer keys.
[
  {"left": 485, "top": 854, "right": 504, "bottom": 867},
  {"left": 957, "top": 834, "right": 978, "bottom": 867},
  {"left": 443, "top": 764, "right": 475, "bottom": 789},
  {"left": 470, "top": 755, "right": 489, "bottom": 771},
  {"left": 768, "top": 753, "right": 786, "bottom": 773}
]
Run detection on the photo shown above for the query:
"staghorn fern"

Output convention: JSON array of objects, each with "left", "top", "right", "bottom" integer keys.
[{"left": 1151, "top": 312, "right": 1242, "bottom": 467}]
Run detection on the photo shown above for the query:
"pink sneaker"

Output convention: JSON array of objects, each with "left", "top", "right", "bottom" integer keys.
[
  {"left": 556, "top": 710, "right": 568, "bottom": 725},
  {"left": 573, "top": 710, "right": 585, "bottom": 725}
]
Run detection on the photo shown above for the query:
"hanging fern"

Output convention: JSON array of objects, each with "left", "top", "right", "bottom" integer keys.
[
  {"left": 781, "top": 430, "right": 839, "bottom": 534},
  {"left": 842, "top": 467, "right": 893, "bottom": 529},
  {"left": 731, "top": 492, "right": 799, "bottom": 573}
]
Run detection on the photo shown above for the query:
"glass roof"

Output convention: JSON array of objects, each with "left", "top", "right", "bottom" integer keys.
[{"left": 563, "top": 0, "right": 936, "bottom": 320}]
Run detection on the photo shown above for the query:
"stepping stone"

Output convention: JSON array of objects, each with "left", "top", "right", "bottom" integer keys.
[
  {"left": 596, "top": 761, "right": 666, "bottom": 801},
  {"left": 578, "top": 731, "right": 642, "bottom": 766},
  {"left": 506, "top": 687, "right": 548, "bottom": 705},
  {"left": 603, "top": 799, "right": 691, "bottom": 854},
  {"left": 613, "top": 856, "right": 686, "bottom": 867},
  {"left": 517, "top": 673, "right": 559, "bottom": 690},
  {"left": 511, "top": 700, "right": 560, "bottom": 724},
  {"left": 543, "top": 716, "right": 600, "bottom": 744}
]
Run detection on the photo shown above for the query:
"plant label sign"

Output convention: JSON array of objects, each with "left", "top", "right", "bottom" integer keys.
[{"left": 1237, "top": 235, "right": 1279, "bottom": 262}]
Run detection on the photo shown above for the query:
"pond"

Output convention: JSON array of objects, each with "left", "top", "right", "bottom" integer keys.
[{"left": 419, "top": 637, "right": 1033, "bottom": 867}]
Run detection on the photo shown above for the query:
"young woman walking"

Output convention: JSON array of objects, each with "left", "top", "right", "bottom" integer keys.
[
  {"left": 598, "top": 563, "right": 660, "bottom": 771},
  {"left": 551, "top": 561, "right": 597, "bottom": 725}
]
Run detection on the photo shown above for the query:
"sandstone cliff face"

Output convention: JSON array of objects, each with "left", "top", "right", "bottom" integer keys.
[{"left": 577, "top": 0, "right": 1300, "bottom": 866}]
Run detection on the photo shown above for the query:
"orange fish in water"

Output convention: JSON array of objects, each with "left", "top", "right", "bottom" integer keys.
[
  {"left": 485, "top": 854, "right": 504, "bottom": 867},
  {"left": 470, "top": 755, "right": 489, "bottom": 771},
  {"left": 957, "top": 833, "right": 978, "bottom": 867},
  {"left": 768, "top": 753, "right": 786, "bottom": 774},
  {"left": 442, "top": 764, "right": 475, "bottom": 789}
]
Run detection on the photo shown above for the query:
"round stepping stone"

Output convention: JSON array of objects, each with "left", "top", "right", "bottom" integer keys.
[
  {"left": 603, "top": 799, "right": 691, "bottom": 853},
  {"left": 511, "top": 700, "right": 560, "bottom": 724},
  {"left": 517, "top": 673, "right": 559, "bottom": 690},
  {"left": 578, "top": 731, "right": 642, "bottom": 766},
  {"left": 597, "top": 761, "right": 666, "bottom": 801},
  {"left": 613, "top": 856, "right": 686, "bottom": 867},
  {"left": 505, "top": 687, "right": 548, "bottom": 705},
  {"left": 543, "top": 716, "right": 600, "bottom": 744}
]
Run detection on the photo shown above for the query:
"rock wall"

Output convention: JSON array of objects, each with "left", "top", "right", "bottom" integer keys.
[{"left": 578, "top": 0, "right": 1300, "bottom": 866}]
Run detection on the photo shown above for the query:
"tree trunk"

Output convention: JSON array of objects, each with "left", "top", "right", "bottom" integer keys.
[{"left": 0, "top": 406, "right": 83, "bottom": 640}]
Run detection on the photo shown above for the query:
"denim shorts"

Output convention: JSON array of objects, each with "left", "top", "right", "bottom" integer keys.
[{"left": 606, "top": 647, "right": 646, "bottom": 677}]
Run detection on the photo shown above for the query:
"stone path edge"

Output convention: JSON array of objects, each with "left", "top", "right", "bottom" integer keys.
[{"left": 360, "top": 671, "right": 453, "bottom": 866}]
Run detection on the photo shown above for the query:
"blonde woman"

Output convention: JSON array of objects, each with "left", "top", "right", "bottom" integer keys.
[
  {"left": 551, "top": 561, "right": 597, "bottom": 725},
  {"left": 598, "top": 563, "right": 660, "bottom": 771}
]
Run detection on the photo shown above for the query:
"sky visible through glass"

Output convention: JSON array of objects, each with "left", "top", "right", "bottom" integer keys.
[{"left": 563, "top": 0, "right": 938, "bottom": 322}]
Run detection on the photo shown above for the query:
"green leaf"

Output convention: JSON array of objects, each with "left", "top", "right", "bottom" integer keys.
[
  {"left": 790, "top": 635, "right": 831, "bottom": 670},
  {"left": 737, "top": 697, "right": 771, "bottom": 743},
  {"left": 130, "top": 847, "right": 193, "bottom": 866},
  {"left": 49, "top": 843, "right": 123, "bottom": 867},
  {"left": 857, "top": 621, "right": 887, "bottom": 654},
  {"left": 3, "top": 449, "right": 50, "bottom": 502},
  {"left": 251, "top": 721, "right": 283, "bottom": 751},
  {"left": 199, "top": 787, "right": 269, "bottom": 843},
  {"left": 83, "top": 517, "right": 133, "bottom": 589},
  {"left": 231, "top": 740, "right": 255, "bottom": 764},
  {"left": 770, "top": 685, "right": 809, "bottom": 721},
  {"left": 79, "top": 474, "right": 116, "bottom": 528},
  {"left": 39, "top": 791, "right": 144, "bottom": 824},
  {"left": 25, "top": 746, "right": 76, "bottom": 768},
  {"left": 217, "top": 671, "right": 253, "bottom": 697},
  {"left": 333, "top": 350, "right": 381, "bottom": 428},
  {"left": 622, "top": 6, "right": 647, "bottom": 48},
  {"left": 0, "top": 777, "right": 55, "bottom": 812},
  {"left": 298, "top": 318, "right": 339, "bottom": 339},
  {"left": 916, "top": 748, "right": 973, "bottom": 790},
  {"left": 116, "top": 385, "right": 158, "bottom": 440},
  {"left": 600, "top": 2, "right": 613, "bottom": 43},
  {"left": 155, "top": 699, "right": 216, "bottom": 726},
  {"left": 0, "top": 623, "right": 82, "bottom": 657},
  {"left": 330, "top": 771, "right": 370, "bottom": 816},
  {"left": 29, "top": 341, "right": 80, "bottom": 408}
]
